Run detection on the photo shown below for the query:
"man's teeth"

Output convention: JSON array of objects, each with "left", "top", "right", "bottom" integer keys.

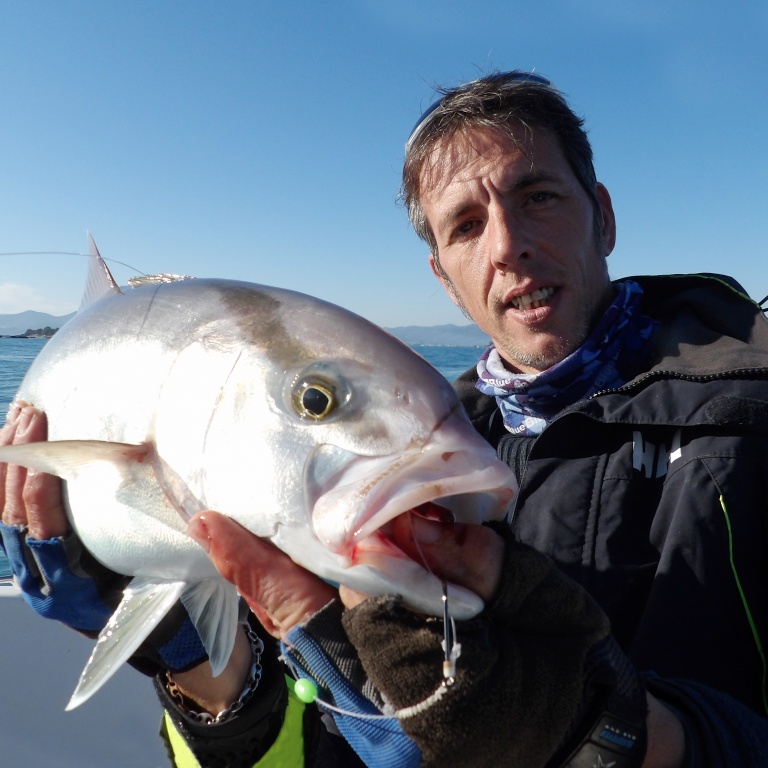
[{"left": 511, "top": 287, "right": 555, "bottom": 310}]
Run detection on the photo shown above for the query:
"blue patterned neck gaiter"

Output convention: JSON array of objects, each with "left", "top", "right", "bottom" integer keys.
[{"left": 475, "top": 280, "right": 659, "bottom": 436}]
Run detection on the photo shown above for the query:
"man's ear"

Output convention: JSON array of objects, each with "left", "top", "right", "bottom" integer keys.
[
  {"left": 429, "top": 252, "right": 473, "bottom": 320},
  {"left": 428, "top": 252, "right": 459, "bottom": 307},
  {"left": 595, "top": 183, "right": 616, "bottom": 257},
  {"left": 428, "top": 252, "right": 441, "bottom": 279}
]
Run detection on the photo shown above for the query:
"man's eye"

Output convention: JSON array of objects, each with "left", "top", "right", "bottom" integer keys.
[
  {"left": 528, "top": 191, "right": 555, "bottom": 204},
  {"left": 456, "top": 219, "right": 478, "bottom": 236}
]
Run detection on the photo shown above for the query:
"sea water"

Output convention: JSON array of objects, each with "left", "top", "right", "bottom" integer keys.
[
  {"left": 0, "top": 338, "right": 484, "bottom": 425},
  {"left": 412, "top": 344, "right": 483, "bottom": 382},
  {"left": 0, "top": 337, "right": 49, "bottom": 424}
]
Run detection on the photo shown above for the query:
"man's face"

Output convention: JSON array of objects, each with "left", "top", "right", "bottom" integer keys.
[{"left": 421, "top": 127, "right": 616, "bottom": 374}]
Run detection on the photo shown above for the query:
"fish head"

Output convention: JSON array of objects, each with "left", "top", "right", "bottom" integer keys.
[{"left": 196, "top": 285, "right": 517, "bottom": 619}]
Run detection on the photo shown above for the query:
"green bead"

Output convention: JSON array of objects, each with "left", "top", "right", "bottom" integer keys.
[{"left": 294, "top": 678, "right": 318, "bottom": 704}]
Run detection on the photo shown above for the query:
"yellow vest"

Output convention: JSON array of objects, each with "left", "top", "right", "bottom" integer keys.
[{"left": 162, "top": 676, "right": 307, "bottom": 767}]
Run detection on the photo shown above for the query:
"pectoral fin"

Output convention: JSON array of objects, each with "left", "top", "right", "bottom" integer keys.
[
  {"left": 181, "top": 579, "right": 240, "bottom": 677},
  {"left": 0, "top": 440, "right": 150, "bottom": 480},
  {"left": 65, "top": 574, "right": 241, "bottom": 710},
  {"left": 66, "top": 577, "right": 187, "bottom": 710},
  {"left": 0, "top": 440, "right": 205, "bottom": 526}
]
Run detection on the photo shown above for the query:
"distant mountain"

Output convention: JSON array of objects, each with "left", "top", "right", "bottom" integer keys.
[
  {"left": 0, "top": 310, "right": 76, "bottom": 336},
  {"left": 386, "top": 323, "right": 490, "bottom": 347}
]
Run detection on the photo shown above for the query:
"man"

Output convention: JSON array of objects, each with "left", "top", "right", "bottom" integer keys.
[{"left": 4, "top": 72, "right": 768, "bottom": 767}]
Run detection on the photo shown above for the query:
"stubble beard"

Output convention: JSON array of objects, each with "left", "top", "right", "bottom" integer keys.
[
  {"left": 487, "top": 281, "right": 600, "bottom": 373},
  {"left": 436, "top": 263, "right": 590, "bottom": 373},
  {"left": 433, "top": 249, "right": 610, "bottom": 374},
  {"left": 493, "top": 319, "right": 590, "bottom": 373}
]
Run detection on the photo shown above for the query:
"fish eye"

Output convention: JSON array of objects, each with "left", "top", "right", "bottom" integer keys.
[
  {"left": 293, "top": 380, "right": 337, "bottom": 420},
  {"left": 287, "top": 362, "right": 352, "bottom": 422}
]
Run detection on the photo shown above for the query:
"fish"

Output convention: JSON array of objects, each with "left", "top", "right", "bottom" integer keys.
[{"left": 0, "top": 235, "right": 516, "bottom": 710}]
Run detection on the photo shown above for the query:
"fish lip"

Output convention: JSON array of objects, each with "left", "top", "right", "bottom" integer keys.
[
  {"left": 308, "top": 408, "right": 517, "bottom": 553},
  {"left": 349, "top": 449, "right": 515, "bottom": 542}
]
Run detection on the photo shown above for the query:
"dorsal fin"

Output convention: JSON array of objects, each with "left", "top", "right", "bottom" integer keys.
[{"left": 79, "top": 232, "right": 123, "bottom": 312}]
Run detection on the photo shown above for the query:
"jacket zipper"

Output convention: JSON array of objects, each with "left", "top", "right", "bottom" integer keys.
[{"left": 588, "top": 367, "right": 768, "bottom": 401}]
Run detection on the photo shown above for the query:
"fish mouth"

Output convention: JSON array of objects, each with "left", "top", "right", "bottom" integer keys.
[
  {"left": 304, "top": 406, "right": 517, "bottom": 617},
  {"left": 352, "top": 502, "right": 463, "bottom": 568},
  {"left": 308, "top": 414, "right": 516, "bottom": 552}
]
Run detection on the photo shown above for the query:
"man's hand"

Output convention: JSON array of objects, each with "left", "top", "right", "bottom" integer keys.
[
  {"left": 1, "top": 402, "right": 67, "bottom": 539},
  {"left": 341, "top": 524, "right": 683, "bottom": 768},
  {"left": 187, "top": 511, "right": 336, "bottom": 639},
  {"left": 339, "top": 513, "right": 505, "bottom": 610},
  {"left": 0, "top": 403, "right": 121, "bottom": 631}
]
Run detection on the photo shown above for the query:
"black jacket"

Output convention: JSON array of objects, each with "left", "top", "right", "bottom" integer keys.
[
  {"left": 459, "top": 273, "right": 768, "bottom": 713},
  {"left": 455, "top": 273, "right": 768, "bottom": 758},
  {"left": 333, "top": 273, "right": 768, "bottom": 768}
]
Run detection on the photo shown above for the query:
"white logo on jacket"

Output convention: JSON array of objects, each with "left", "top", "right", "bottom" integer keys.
[{"left": 632, "top": 429, "right": 682, "bottom": 478}]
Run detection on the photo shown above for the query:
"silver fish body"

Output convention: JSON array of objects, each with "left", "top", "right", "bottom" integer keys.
[{"left": 0, "top": 240, "right": 516, "bottom": 709}]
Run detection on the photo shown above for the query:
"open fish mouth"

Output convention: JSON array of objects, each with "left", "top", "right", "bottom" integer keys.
[
  {"left": 350, "top": 500, "right": 471, "bottom": 569},
  {"left": 302, "top": 408, "right": 517, "bottom": 617},
  {"left": 308, "top": 414, "right": 516, "bottom": 552}
]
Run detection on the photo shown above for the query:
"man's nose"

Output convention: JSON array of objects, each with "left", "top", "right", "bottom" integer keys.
[{"left": 487, "top": 206, "right": 530, "bottom": 272}]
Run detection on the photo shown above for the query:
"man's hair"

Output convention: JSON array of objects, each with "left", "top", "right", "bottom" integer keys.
[{"left": 401, "top": 72, "right": 599, "bottom": 253}]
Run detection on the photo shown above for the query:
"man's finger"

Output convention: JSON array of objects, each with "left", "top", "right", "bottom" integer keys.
[
  {"left": 0, "top": 402, "right": 25, "bottom": 515},
  {"left": 2, "top": 464, "right": 29, "bottom": 527},
  {"left": 339, "top": 585, "right": 367, "bottom": 610},
  {"left": 188, "top": 511, "right": 336, "bottom": 639},
  {"left": 390, "top": 513, "right": 505, "bottom": 602},
  {"left": 1, "top": 406, "right": 32, "bottom": 527},
  {"left": 2, "top": 406, "right": 68, "bottom": 537},
  {"left": 24, "top": 470, "right": 67, "bottom": 540}
]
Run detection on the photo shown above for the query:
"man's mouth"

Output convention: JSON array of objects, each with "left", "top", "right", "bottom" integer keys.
[{"left": 509, "top": 286, "right": 555, "bottom": 310}]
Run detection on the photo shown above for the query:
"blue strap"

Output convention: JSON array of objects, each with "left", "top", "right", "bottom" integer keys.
[
  {"left": 284, "top": 625, "right": 421, "bottom": 768},
  {"left": 155, "top": 613, "right": 207, "bottom": 670}
]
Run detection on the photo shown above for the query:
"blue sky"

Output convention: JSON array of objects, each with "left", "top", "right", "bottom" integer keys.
[{"left": 1, "top": 2, "right": 767, "bottom": 328}]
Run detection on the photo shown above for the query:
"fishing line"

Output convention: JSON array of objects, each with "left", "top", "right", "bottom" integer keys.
[
  {"left": 283, "top": 589, "right": 456, "bottom": 722},
  {"left": 0, "top": 252, "right": 149, "bottom": 276},
  {"left": 409, "top": 512, "right": 460, "bottom": 681},
  {"left": 284, "top": 512, "right": 461, "bottom": 721}
]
